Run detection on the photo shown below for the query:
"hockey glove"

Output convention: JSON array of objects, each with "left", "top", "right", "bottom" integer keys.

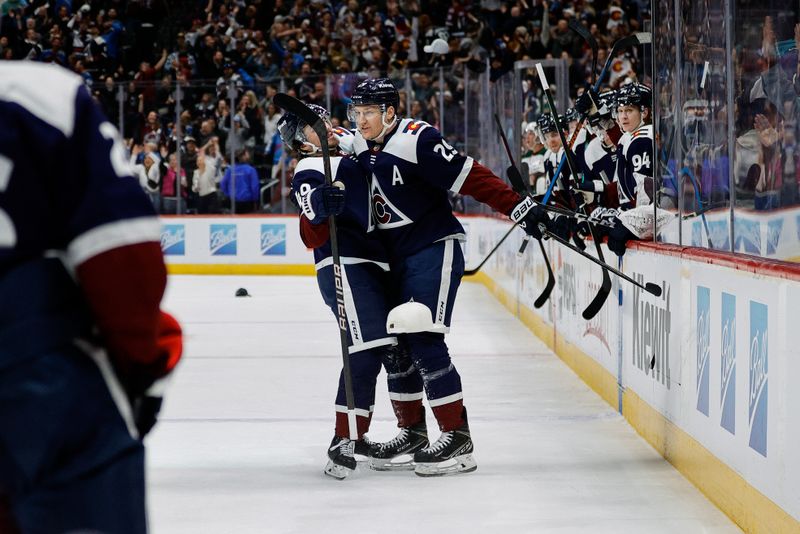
[
  {"left": 575, "top": 86, "right": 600, "bottom": 116},
  {"left": 510, "top": 196, "right": 549, "bottom": 240},
  {"left": 299, "top": 182, "right": 346, "bottom": 224},
  {"left": 576, "top": 179, "right": 604, "bottom": 205},
  {"left": 551, "top": 214, "right": 572, "bottom": 241},
  {"left": 130, "top": 311, "right": 183, "bottom": 438},
  {"left": 607, "top": 218, "right": 638, "bottom": 257}
]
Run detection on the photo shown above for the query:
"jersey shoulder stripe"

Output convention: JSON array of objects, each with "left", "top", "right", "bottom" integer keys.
[
  {"left": 381, "top": 119, "right": 432, "bottom": 164},
  {"left": 294, "top": 156, "right": 343, "bottom": 179},
  {"left": 0, "top": 62, "right": 82, "bottom": 137}
]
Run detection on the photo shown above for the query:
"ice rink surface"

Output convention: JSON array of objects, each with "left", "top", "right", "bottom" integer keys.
[{"left": 148, "top": 275, "right": 740, "bottom": 534}]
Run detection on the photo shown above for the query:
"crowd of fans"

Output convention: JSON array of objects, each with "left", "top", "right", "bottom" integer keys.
[{"left": 2, "top": 0, "right": 649, "bottom": 213}]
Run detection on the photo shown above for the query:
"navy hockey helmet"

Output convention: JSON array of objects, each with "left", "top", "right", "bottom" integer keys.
[
  {"left": 277, "top": 103, "right": 331, "bottom": 154},
  {"left": 349, "top": 78, "right": 400, "bottom": 115},
  {"left": 564, "top": 107, "right": 580, "bottom": 123},
  {"left": 535, "top": 113, "right": 565, "bottom": 144},
  {"left": 536, "top": 113, "right": 558, "bottom": 135},
  {"left": 616, "top": 83, "right": 652, "bottom": 111}
]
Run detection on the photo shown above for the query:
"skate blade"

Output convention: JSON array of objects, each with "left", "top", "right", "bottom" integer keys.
[
  {"left": 414, "top": 454, "right": 477, "bottom": 477},
  {"left": 368, "top": 454, "right": 416, "bottom": 471},
  {"left": 324, "top": 460, "right": 355, "bottom": 480}
]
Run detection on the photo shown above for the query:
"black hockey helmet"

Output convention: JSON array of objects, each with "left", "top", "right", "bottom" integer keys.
[
  {"left": 616, "top": 83, "right": 652, "bottom": 110},
  {"left": 277, "top": 103, "right": 331, "bottom": 153},
  {"left": 349, "top": 78, "right": 400, "bottom": 113},
  {"left": 564, "top": 107, "right": 580, "bottom": 123},
  {"left": 536, "top": 113, "right": 558, "bottom": 134}
]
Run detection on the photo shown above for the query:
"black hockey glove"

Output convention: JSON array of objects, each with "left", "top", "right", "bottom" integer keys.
[
  {"left": 607, "top": 218, "right": 638, "bottom": 257},
  {"left": 551, "top": 214, "right": 572, "bottom": 241},
  {"left": 510, "top": 196, "right": 549, "bottom": 240},
  {"left": 301, "top": 182, "right": 346, "bottom": 224},
  {"left": 575, "top": 85, "right": 600, "bottom": 116}
]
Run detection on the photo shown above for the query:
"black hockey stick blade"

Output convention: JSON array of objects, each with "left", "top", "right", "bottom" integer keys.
[
  {"left": 464, "top": 221, "right": 520, "bottom": 276},
  {"left": 645, "top": 282, "right": 662, "bottom": 297},
  {"left": 534, "top": 238, "right": 555, "bottom": 309},
  {"left": 581, "top": 239, "right": 612, "bottom": 320}
]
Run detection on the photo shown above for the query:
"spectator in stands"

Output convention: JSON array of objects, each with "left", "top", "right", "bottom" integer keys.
[
  {"left": 161, "top": 152, "right": 189, "bottom": 214},
  {"left": 130, "top": 145, "right": 161, "bottom": 206},
  {"left": 193, "top": 137, "right": 223, "bottom": 214},
  {"left": 221, "top": 148, "right": 261, "bottom": 213}
]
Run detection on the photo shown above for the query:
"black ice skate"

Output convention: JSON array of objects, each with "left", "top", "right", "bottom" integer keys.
[
  {"left": 324, "top": 436, "right": 357, "bottom": 480},
  {"left": 368, "top": 420, "right": 429, "bottom": 471},
  {"left": 353, "top": 435, "right": 375, "bottom": 461},
  {"left": 413, "top": 412, "right": 477, "bottom": 477}
]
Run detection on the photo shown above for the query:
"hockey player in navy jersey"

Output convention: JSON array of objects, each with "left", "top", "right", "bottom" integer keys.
[
  {"left": 577, "top": 90, "right": 622, "bottom": 210},
  {"left": 605, "top": 82, "right": 656, "bottom": 255},
  {"left": 347, "top": 78, "right": 549, "bottom": 477},
  {"left": 280, "top": 104, "right": 426, "bottom": 479},
  {"left": 0, "top": 63, "right": 182, "bottom": 532}
]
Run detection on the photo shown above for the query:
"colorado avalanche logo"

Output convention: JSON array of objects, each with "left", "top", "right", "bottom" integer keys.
[{"left": 370, "top": 176, "right": 412, "bottom": 230}]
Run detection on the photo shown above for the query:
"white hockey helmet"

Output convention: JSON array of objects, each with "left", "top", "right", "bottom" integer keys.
[{"left": 386, "top": 301, "right": 448, "bottom": 334}]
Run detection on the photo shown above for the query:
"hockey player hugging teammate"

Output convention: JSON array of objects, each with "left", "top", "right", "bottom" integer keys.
[
  {"left": 280, "top": 103, "right": 425, "bottom": 480},
  {"left": 347, "top": 78, "right": 550, "bottom": 477}
]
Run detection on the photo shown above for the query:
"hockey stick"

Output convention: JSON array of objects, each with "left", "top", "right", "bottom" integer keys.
[
  {"left": 493, "top": 114, "right": 555, "bottom": 308},
  {"left": 542, "top": 228, "right": 662, "bottom": 296},
  {"left": 463, "top": 221, "right": 520, "bottom": 276},
  {"left": 273, "top": 93, "right": 358, "bottom": 441},
  {"left": 534, "top": 64, "right": 613, "bottom": 319},
  {"left": 542, "top": 32, "right": 652, "bottom": 206}
]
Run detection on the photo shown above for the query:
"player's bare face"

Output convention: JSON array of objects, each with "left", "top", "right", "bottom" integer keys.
[
  {"left": 302, "top": 122, "right": 335, "bottom": 150},
  {"left": 352, "top": 105, "right": 384, "bottom": 140},
  {"left": 544, "top": 131, "right": 561, "bottom": 152},
  {"left": 617, "top": 105, "right": 642, "bottom": 133}
]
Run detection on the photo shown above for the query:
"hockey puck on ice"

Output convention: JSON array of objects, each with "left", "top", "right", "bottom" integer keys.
[{"left": 235, "top": 288, "right": 251, "bottom": 297}]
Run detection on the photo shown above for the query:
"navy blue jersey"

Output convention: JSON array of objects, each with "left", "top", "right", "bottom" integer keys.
[
  {"left": 291, "top": 155, "right": 387, "bottom": 266},
  {"left": 353, "top": 119, "right": 472, "bottom": 257},
  {"left": 0, "top": 62, "right": 160, "bottom": 275},
  {"left": 616, "top": 124, "right": 654, "bottom": 207}
]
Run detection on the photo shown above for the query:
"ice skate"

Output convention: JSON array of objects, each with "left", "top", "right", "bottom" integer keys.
[
  {"left": 414, "top": 412, "right": 476, "bottom": 477},
  {"left": 368, "top": 420, "right": 429, "bottom": 471},
  {"left": 324, "top": 436, "right": 357, "bottom": 480},
  {"left": 353, "top": 435, "right": 375, "bottom": 462}
]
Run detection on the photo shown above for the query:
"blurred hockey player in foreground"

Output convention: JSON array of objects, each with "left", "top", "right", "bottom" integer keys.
[
  {"left": 347, "top": 78, "right": 550, "bottom": 476},
  {"left": 0, "top": 62, "right": 182, "bottom": 532},
  {"left": 280, "top": 104, "right": 420, "bottom": 479}
]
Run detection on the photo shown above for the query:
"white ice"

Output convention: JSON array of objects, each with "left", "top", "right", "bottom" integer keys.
[{"left": 148, "top": 275, "right": 740, "bottom": 534}]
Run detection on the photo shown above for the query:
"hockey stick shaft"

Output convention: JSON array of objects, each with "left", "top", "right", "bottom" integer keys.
[
  {"left": 493, "top": 114, "right": 555, "bottom": 307},
  {"left": 543, "top": 229, "right": 662, "bottom": 296},
  {"left": 536, "top": 64, "right": 612, "bottom": 319},
  {"left": 463, "top": 221, "right": 520, "bottom": 276},
  {"left": 274, "top": 93, "right": 358, "bottom": 440}
]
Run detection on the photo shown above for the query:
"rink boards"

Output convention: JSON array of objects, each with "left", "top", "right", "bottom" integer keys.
[{"left": 160, "top": 215, "right": 799, "bottom": 533}]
